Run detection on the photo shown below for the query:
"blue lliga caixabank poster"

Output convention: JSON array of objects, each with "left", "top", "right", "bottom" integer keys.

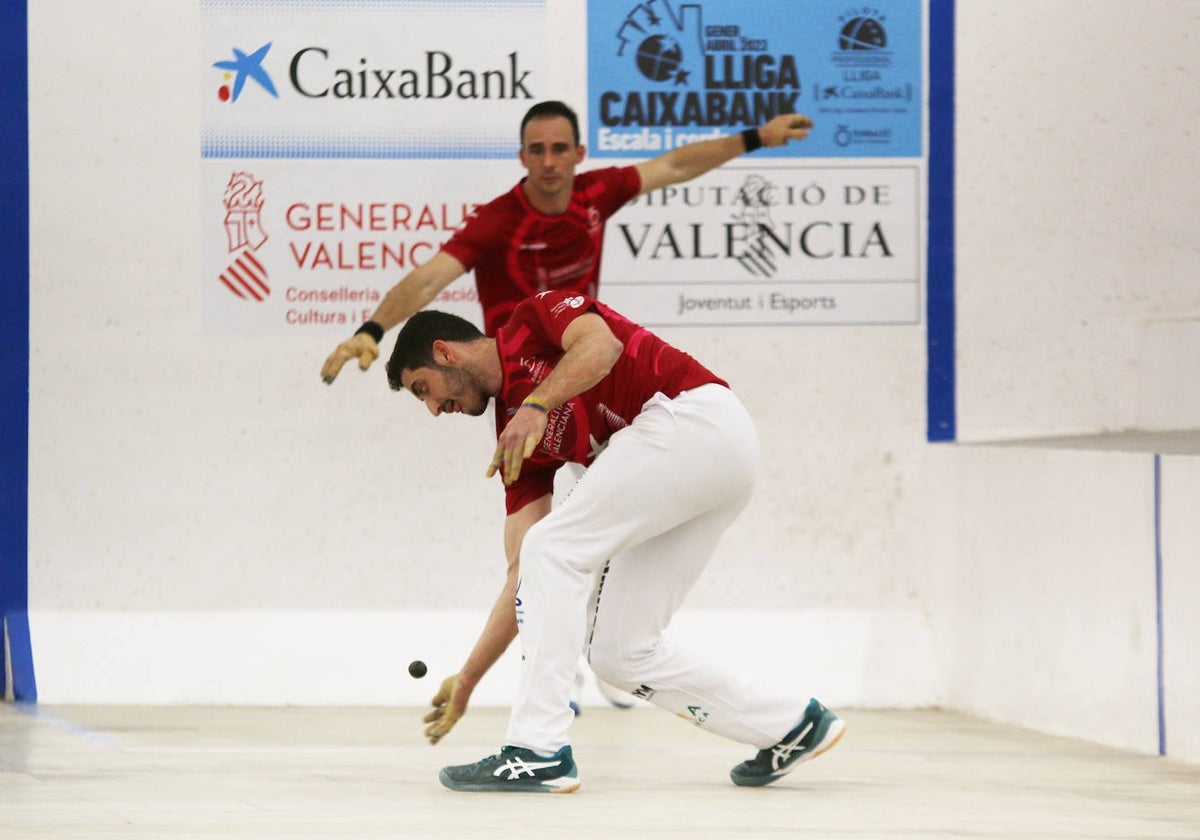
[{"left": 587, "top": 1, "right": 923, "bottom": 159}]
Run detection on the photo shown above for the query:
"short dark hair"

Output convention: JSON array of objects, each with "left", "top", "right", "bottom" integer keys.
[
  {"left": 386, "top": 310, "right": 485, "bottom": 391},
  {"left": 520, "top": 100, "right": 580, "bottom": 146}
]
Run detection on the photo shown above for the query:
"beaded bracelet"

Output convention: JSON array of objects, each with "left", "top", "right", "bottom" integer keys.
[{"left": 521, "top": 396, "right": 551, "bottom": 413}]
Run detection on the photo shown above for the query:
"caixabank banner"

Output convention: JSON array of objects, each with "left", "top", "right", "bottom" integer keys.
[
  {"left": 588, "top": 1, "right": 925, "bottom": 326},
  {"left": 587, "top": 1, "right": 922, "bottom": 158},
  {"left": 201, "top": 0, "right": 546, "bottom": 334}
]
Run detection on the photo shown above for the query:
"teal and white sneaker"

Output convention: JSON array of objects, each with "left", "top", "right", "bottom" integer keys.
[
  {"left": 439, "top": 745, "right": 580, "bottom": 793},
  {"left": 730, "top": 698, "right": 845, "bottom": 787}
]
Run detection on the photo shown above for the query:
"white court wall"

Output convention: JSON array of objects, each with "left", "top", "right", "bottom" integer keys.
[
  {"left": 23, "top": 1, "right": 1200, "bottom": 764},
  {"left": 1162, "top": 457, "right": 1200, "bottom": 764},
  {"left": 930, "top": 446, "right": 1200, "bottom": 764},
  {"left": 26, "top": 1, "right": 940, "bottom": 709},
  {"left": 935, "top": 0, "right": 1200, "bottom": 763},
  {"left": 955, "top": 1, "right": 1200, "bottom": 440}
]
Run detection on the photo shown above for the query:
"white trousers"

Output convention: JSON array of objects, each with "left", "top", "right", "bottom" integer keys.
[{"left": 506, "top": 384, "right": 807, "bottom": 754}]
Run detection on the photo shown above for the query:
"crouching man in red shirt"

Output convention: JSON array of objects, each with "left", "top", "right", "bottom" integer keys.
[{"left": 387, "top": 290, "right": 844, "bottom": 793}]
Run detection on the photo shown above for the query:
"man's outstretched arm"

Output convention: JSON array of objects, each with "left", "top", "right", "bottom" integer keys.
[
  {"left": 633, "top": 112, "right": 813, "bottom": 197},
  {"left": 423, "top": 494, "right": 552, "bottom": 744},
  {"left": 321, "top": 250, "right": 467, "bottom": 383}
]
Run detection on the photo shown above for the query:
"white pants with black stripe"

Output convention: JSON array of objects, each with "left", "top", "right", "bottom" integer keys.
[{"left": 506, "top": 383, "right": 808, "bottom": 754}]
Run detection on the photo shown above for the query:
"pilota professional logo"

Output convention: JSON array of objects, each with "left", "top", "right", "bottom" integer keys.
[
  {"left": 830, "top": 7, "right": 894, "bottom": 68},
  {"left": 814, "top": 6, "right": 913, "bottom": 149},
  {"left": 218, "top": 172, "right": 271, "bottom": 301},
  {"left": 213, "top": 43, "right": 280, "bottom": 102},
  {"left": 838, "top": 14, "right": 888, "bottom": 50}
]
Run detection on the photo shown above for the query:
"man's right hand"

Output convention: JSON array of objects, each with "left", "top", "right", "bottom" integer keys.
[
  {"left": 321, "top": 333, "right": 380, "bottom": 384},
  {"left": 423, "top": 674, "right": 468, "bottom": 744}
]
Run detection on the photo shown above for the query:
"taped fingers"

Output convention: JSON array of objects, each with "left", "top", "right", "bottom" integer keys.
[
  {"left": 320, "top": 333, "right": 379, "bottom": 382},
  {"left": 355, "top": 333, "right": 380, "bottom": 371},
  {"left": 320, "top": 347, "right": 352, "bottom": 383},
  {"left": 485, "top": 436, "right": 534, "bottom": 484},
  {"left": 424, "top": 675, "right": 464, "bottom": 744}
]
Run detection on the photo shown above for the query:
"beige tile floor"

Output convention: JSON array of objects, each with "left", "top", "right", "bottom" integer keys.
[{"left": 2, "top": 703, "right": 1198, "bottom": 839}]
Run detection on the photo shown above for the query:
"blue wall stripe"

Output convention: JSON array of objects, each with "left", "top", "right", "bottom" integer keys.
[
  {"left": 5, "top": 613, "right": 36, "bottom": 701},
  {"left": 0, "top": 0, "right": 35, "bottom": 702},
  {"left": 926, "top": 0, "right": 956, "bottom": 442},
  {"left": 1154, "top": 454, "right": 1166, "bottom": 756}
]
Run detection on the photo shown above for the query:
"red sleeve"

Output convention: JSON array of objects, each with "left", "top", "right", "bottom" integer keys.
[
  {"left": 438, "top": 193, "right": 509, "bottom": 270},
  {"left": 587, "top": 166, "right": 642, "bottom": 218},
  {"left": 516, "top": 291, "right": 598, "bottom": 347},
  {"left": 438, "top": 233, "right": 478, "bottom": 271}
]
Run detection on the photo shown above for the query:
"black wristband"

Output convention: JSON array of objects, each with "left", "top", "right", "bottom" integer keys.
[
  {"left": 741, "top": 128, "right": 763, "bottom": 153},
  {"left": 354, "top": 320, "right": 384, "bottom": 343}
]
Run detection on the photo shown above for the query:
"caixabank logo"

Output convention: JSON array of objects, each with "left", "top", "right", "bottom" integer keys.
[
  {"left": 211, "top": 41, "right": 532, "bottom": 105},
  {"left": 202, "top": 5, "right": 545, "bottom": 161},
  {"left": 204, "top": 3, "right": 544, "bottom": 162},
  {"left": 587, "top": 0, "right": 803, "bottom": 156},
  {"left": 213, "top": 43, "right": 280, "bottom": 103}
]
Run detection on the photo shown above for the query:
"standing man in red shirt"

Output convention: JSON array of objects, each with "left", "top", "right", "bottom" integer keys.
[
  {"left": 385, "top": 291, "right": 844, "bottom": 792},
  {"left": 320, "top": 100, "right": 813, "bottom": 380}
]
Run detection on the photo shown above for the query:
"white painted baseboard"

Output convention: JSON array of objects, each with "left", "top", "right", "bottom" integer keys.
[{"left": 27, "top": 608, "right": 940, "bottom": 708}]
